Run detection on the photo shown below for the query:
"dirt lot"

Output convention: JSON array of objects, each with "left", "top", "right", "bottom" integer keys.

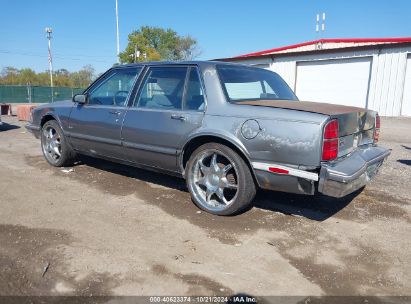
[{"left": 0, "top": 115, "right": 410, "bottom": 299}]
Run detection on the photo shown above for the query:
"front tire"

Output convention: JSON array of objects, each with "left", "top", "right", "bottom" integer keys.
[
  {"left": 41, "top": 120, "right": 76, "bottom": 167},
  {"left": 185, "top": 143, "right": 256, "bottom": 215}
]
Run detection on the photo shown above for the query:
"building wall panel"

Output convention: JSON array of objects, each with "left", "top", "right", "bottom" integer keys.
[
  {"left": 270, "top": 59, "right": 296, "bottom": 90},
  {"left": 401, "top": 55, "right": 411, "bottom": 116}
]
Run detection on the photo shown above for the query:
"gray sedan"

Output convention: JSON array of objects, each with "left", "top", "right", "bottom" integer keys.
[{"left": 26, "top": 61, "right": 390, "bottom": 215}]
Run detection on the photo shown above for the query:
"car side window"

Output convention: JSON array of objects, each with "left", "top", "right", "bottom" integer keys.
[
  {"left": 183, "top": 68, "right": 205, "bottom": 111},
  {"left": 88, "top": 68, "right": 141, "bottom": 107},
  {"left": 134, "top": 66, "right": 188, "bottom": 110},
  {"left": 224, "top": 81, "right": 264, "bottom": 100}
]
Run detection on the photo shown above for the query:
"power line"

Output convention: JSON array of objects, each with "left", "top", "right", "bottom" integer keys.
[{"left": 55, "top": 53, "right": 114, "bottom": 58}]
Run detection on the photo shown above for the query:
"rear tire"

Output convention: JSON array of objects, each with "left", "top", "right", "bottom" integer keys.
[
  {"left": 185, "top": 143, "right": 256, "bottom": 215},
  {"left": 41, "top": 120, "right": 76, "bottom": 167}
]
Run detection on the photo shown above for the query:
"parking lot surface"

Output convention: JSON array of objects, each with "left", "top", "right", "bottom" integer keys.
[{"left": 0, "top": 115, "right": 410, "bottom": 298}]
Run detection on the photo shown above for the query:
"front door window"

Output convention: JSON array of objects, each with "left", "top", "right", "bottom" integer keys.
[{"left": 88, "top": 68, "right": 141, "bottom": 107}]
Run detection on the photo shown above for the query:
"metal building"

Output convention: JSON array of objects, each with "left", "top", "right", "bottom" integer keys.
[{"left": 217, "top": 38, "right": 411, "bottom": 116}]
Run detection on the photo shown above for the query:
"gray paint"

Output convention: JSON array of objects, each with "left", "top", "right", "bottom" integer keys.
[{"left": 27, "top": 61, "right": 389, "bottom": 198}]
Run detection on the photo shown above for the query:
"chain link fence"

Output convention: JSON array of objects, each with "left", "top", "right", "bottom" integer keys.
[{"left": 0, "top": 85, "right": 85, "bottom": 103}]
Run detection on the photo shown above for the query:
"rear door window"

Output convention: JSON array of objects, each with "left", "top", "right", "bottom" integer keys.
[
  {"left": 134, "top": 66, "right": 188, "bottom": 110},
  {"left": 183, "top": 67, "right": 205, "bottom": 111}
]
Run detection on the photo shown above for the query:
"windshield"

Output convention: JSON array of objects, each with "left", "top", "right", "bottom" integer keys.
[{"left": 217, "top": 65, "right": 298, "bottom": 102}]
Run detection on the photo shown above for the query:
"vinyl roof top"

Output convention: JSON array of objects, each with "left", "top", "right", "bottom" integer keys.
[{"left": 119, "top": 60, "right": 238, "bottom": 68}]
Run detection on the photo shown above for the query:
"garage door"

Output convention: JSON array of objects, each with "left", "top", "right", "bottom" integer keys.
[
  {"left": 401, "top": 55, "right": 411, "bottom": 116},
  {"left": 295, "top": 57, "right": 372, "bottom": 108}
]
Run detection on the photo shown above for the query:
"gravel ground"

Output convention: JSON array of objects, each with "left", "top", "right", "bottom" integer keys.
[{"left": 0, "top": 115, "right": 410, "bottom": 301}]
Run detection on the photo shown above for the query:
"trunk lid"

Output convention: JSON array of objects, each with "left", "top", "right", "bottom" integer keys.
[
  {"left": 332, "top": 109, "right": 377, "bottom": 157},
  {"left": 237, "top": 99, "right": 377, "bottom": 157}
]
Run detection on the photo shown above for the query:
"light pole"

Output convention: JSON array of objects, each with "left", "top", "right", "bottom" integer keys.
[
  {"left": 115, "top": 0, "right": 120, "bottom": 63},
  {"left": 45, "top": 27, "right": 54, "bottom": 102}
]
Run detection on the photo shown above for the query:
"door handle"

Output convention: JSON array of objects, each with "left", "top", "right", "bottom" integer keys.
[
  {"left": 171, "top": 114, "right": 186, "bottom": 121},
  {"left": 109, "top": 110, "right": 122, "bottom": 116}
]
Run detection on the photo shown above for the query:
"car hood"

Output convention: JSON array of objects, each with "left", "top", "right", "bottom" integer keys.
[
  {"left": 236, "top": 99, "right": 369, "bottom": 116},
  {"left": 38, "top": 99, "right": 74, "bottom": 108}
]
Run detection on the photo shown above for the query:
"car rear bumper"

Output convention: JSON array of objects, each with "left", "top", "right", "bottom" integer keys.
[
  {"left": 252, "top": 162, "right": 318, "bottom": 195},
  {"left": 318, "top": 146, "right": 391, "bottom": 197},
  {"left": 252, "top": 145, "right": 390, "bottom": 198},
  {"left": 25, "top": 123, "right": 41, "bottom": 139}
]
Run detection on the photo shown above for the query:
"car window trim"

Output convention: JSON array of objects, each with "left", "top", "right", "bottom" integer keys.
[
  {"left": 132, "top": 65, "right": 190, "bottom": 110},
  {"left": 84, "top": 66, "right": 141, "bottom": 94},
  {"left": 130, "top": 64, "right": 207, "bottom": 113},
  {"left": 181, "top": 66, "right": 207, "bottom": 113},
  {"left": 85, "top": 66, "right": 143, "bottom": 107},
  {"left": 83, "top": 69, "right": 113, "bottom": 95},
  {"left": 125, "top": 65, "right": 148, "bottom": 107},
  {"left": 215, "top": 64, "right": 298, "bottom": 104},
  {"left": 181, "top": 67, "right": 191, "bottom": 111},
  {"left": 194, "top": 65, "right": 208, "bottom": 113}
]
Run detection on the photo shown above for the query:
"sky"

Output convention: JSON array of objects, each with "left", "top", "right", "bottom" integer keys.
[{"left": 0, "top": 0, "right": 411, "bottom": 74}]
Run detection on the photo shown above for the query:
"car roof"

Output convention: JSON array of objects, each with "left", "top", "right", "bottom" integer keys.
[{"left": 115, "top": 60, "right": 248, "bottom": 69}]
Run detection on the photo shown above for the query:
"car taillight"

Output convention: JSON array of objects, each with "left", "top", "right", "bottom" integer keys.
[
  {"left": 322, "top": 119, "right": 339, "bottom": 161},
  {"left": 374, "top": 114, "right": 380, "bottom": 143}
]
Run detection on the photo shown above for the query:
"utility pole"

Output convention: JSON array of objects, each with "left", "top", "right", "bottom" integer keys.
[
  {"left": 115, "top": 0, "right": 120, "bottom": 63},
  {"left": 45, "top": 27, "right": 54, "bottom": 102}
]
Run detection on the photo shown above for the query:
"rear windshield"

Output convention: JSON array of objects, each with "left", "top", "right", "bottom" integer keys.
[{"left": 217, "top": 65, "right": 298, "bottom": 102}]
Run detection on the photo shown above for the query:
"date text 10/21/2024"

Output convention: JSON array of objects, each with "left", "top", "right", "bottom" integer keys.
[{"left": 149, "top": 296, "right": 257, "bottom": 303}]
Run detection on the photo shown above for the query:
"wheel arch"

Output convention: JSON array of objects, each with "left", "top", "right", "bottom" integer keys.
[
  {"left": 179, "top": 134, "right": 258, "bottom": 184},
  {"left": 40, "top": 112, "right": 68, "bottom": 134},
  {"left": 40, "top": 113, "right": 59, "bottom": 128},
  {"left": 39, "top": 113, "right": 72, "bottom": 149}
]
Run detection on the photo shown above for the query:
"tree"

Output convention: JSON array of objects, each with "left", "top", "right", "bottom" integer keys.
[
  {"left": 54, "top": 69, "right": 71, "bottom": 87},
  {"left": 70, "top": 65, "right": 95, "bottom": 88},
  {"left": 0, "top": 65, "right": 96, "bottom": 87},
  {"left": 0, "top": 67, "right": 20, "bottom": 85},
  {"left": 19, "top": 68, "right": 38, "bottom": 85},
  {"left": 119, "top": 26, "right": 200, "bottom": 63},
  {"left": 177, "top": 35, "right": 202, "bottom": 60}
]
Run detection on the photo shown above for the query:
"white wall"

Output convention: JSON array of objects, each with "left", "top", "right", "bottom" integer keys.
[
  {"left": 401, "top": 54, "right": 411, "bottom": 116},
  {"left": 367, "top": 47, "right": 409, "bottom": 116},
  {"left": 231, "top": 46, "right": 411, "bottom": 116},
  {"left": 295, "top": 57, "right": 372, "bottom": 108}
]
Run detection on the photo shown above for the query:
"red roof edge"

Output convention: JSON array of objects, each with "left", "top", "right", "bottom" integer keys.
[{"left": 234, "top": 37, "right": 411, "bottom": 58}]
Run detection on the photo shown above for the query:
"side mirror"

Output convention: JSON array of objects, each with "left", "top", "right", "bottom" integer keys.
[{"left": 73, "top": 94, "right": 87, "bottom": 104}]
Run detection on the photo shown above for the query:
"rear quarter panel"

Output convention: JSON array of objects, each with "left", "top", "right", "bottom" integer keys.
[
  {"left": 200, "top": 105, "right": 328, "bottom": 168},
  {"left": 198, "top": 64, "right": 328, "bottom": 168}
]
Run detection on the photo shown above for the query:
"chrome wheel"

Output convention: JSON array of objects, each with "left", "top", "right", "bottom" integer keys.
[
  {"left": 189, "top": 150, "right": 239, "bottom": 211},
  {"left": 42, "top": 125, "right": 62, "bottom": 163}
]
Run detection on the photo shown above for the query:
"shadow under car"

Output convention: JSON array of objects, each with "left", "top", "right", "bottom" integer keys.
[{"left": 72, "top": 155, "right": 359, "bottom": 221}]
